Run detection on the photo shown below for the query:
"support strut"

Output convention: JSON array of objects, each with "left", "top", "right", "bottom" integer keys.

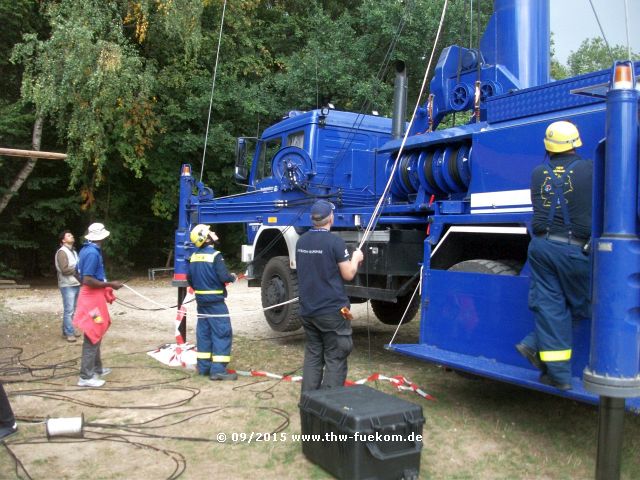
[{"left": 595, "top": 397, "right": 625, "bottom": 480}]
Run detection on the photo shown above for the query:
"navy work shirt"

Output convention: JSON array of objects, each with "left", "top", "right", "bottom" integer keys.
[
  {"left": 531, "top": 152, "right": 593, "bottom": 240},
  {"left": 187, "top": 245, "right": 235, "bottom": 304},
  {"left": 295, "top": 229, "right": 350, "bottom": 317},
  {"left": 77, "top": 242, "right": 106, "bottom": 282}
]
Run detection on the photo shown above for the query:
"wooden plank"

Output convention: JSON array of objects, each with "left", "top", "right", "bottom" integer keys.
[
  {"left": 0, "top": 279, "right": 16, "bottom": 284},
  {"left": 0, "top": 147, "right": 67, "bottom": 160},
  {"left": 0, "top": 284, "right": 30, "bottom": 289}
]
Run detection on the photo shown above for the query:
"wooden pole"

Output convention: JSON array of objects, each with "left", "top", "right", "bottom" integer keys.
[{"left": 0, "top": 147, "right": 67, "bottom": 160}]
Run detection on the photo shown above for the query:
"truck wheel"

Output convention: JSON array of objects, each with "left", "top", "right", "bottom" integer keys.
[
  {"left": 448, "top": 259, "right": 520, "bottom": 275},
  {"left": 371, "top": 292, "right": 419, "bottom": 325},
  {"left": 261, "top": 256, "right": 301, "bottom": 332}
]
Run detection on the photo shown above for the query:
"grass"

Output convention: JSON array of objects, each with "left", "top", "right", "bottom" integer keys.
[{"left": 3, "top": 296, "right": 640, "bottom": 479}]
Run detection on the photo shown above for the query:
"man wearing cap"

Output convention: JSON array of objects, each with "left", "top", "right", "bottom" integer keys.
[
  {"left": 73, "top": 223, "right": 123, "bottom": 388},
  {"left": 296, "top": 200, "right": 364, "bottom": 392}
]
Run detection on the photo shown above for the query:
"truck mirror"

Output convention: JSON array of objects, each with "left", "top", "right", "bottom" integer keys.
[{"left": 235, "top": 138, "right": 248, "bottom": 182}]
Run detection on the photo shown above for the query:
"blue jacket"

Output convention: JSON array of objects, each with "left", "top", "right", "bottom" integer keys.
[{"left": 187, "top": 245, "right": 235, "bottom": 304}]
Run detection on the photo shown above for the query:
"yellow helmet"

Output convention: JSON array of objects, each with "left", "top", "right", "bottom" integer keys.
[
  {"left": 190, "top": 224, "right": 211, "bottom": 248},
  {"left": 544, "top": 121, "right": 582, "bottom": 153}
]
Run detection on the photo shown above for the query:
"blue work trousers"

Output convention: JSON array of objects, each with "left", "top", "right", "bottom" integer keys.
[
  {"left": 196, "top": 302, "right": 232, "bottom": 376},
  {"left": 523, "top": 236, "right": 591, "bottom": 383}
]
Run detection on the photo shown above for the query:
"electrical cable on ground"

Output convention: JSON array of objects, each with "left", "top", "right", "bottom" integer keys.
[{"left": 0, "top": 347, "right": 292, "bottom": 480}]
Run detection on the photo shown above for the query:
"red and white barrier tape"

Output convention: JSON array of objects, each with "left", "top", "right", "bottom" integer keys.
[
  {"left": 346, "top": 372, "right": 435, "bottom": 401},
  {"left": 227, "top": 369, "right": 434, "bottom": 401}
]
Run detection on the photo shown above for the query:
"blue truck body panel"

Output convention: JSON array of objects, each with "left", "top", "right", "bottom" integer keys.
[{"left": 174, "top": 0, "right": 640, "bottom": 408}]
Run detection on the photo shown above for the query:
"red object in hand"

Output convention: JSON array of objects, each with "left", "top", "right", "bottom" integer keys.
[{"left": 104, "top": 287, "right": 116, "bottom": 304}]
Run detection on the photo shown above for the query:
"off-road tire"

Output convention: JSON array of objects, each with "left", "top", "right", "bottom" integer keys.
[
  {"left": 371, "top": 291, "right": 419, "bottom": 326},
  {"left": 261, "top": 256, "right": 301, "bottom": 331}
]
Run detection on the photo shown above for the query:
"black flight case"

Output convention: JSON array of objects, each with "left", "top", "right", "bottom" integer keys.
[{"left": 299, "top": 385, "right": 425, "bottom": 480}]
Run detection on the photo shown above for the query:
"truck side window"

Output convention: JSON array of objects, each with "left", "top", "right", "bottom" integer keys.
[
  {"left": 287, "top": 131, "right": 304, "bottom": 149},
  {"left": 256, "top": 137, "right": 282, "bottom": 180}
]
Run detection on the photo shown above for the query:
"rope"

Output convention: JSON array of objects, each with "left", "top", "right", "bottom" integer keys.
[
  {"left": 200, "top": 0, "right": 228, "bottom": 182},
  {"left": 310, "top": 0, "right": 413, "bottom": 189},
  {"left": 387, "top": 268, "right": 422, "bottom": 347},
  {"left": 588, "top": 0, "right": 614, "bottom": 62},
  {"left": 357, "top": 0, "right": 450, "bottom": 251},
  {"left": 121, "top": 283, "right": 298, "bottom": 318}
]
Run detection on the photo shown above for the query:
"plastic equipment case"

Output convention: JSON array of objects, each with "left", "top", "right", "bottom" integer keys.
[{"left": 299, "top": 385, "right": 424, "bottom": 480}]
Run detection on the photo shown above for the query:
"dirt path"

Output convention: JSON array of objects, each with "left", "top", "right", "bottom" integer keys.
[{"left": 1, "top": 277, "right": 382, "bottom": 344}]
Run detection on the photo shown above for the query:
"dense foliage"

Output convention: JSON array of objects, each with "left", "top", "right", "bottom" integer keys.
[{"left": 0, "top": 0, "right": 634, "bottom": 278}]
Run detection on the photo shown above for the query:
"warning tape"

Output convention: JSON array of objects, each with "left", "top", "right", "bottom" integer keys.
[
  {"left": 346, "top": 373, "right": 435, "bottom": 401},
  {"left": 227, "top": 369, "right": 435, "bottom": 401}
]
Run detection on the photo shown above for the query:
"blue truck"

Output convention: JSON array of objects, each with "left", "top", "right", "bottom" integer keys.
[{"left": 173, "top": 1, "right": 639, "bottom": 475}]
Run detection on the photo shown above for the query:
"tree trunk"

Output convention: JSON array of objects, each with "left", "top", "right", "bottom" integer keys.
[{"left": 0, "top": 116, "right": 43, "bottom": 215}]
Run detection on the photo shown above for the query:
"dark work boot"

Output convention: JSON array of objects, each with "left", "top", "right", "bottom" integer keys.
[
  {"left": 540, "top": 374, "right": 572, "bottom": 391},
  {"left": 515, "top": 343, "right": 546, "bottom": 372},
  {"left": 210, "top": 372, "right": 238, "bottom": 381}
]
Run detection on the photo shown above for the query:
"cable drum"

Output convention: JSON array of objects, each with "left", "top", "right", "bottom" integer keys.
[
  {"left": 387, "top": 153, "right": 416, "bottom": 200},
  {"left": 416, "top": 143, "right": 471, "bottom": 196},
  {"left": 46, "top": 414, "right": 85, "bottom": 438},
  {"left": 417, "top": 150, "right": 442, "bottom": 195}
]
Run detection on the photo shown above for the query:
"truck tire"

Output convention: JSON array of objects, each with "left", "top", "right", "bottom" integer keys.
[
  {"left": 371, "top": 292, "right": 419, "bottom": 326},
  {"left": 448, "top": 259, "right": 520, "bottom": 275},
  {"left": 261, "top": 256, "right": 301, "bottom": 332}
]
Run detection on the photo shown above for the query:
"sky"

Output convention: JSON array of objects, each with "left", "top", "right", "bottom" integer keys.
[{"left": 550, "top": 0, "right": 639, "bottom": 64}]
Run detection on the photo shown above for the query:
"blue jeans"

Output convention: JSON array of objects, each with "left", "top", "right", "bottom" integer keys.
[{"left": 60, "top": 285, "right": 80, "bottom": 336}]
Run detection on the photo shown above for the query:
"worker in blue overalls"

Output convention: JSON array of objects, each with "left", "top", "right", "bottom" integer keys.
[
  {"left": 187, "top": 224, "right": 238, "bottom": 380},
  {"left": 516, "top": 121, "right": 592, "bottom": 391}
]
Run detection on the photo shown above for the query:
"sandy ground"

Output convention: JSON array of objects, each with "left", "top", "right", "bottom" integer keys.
[{"left": 1, "top": 277, "right": 381, "bottom": 344}]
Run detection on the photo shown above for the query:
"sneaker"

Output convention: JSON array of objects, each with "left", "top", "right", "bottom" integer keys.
[
  {"left": 66, "top": 335, "right": 77, "bottom": 343},
  {"left": 210, "top": 372, "right": 238, "bottom": 381},
  {"left": 94, "top": 368, "right": 112, "bottom": 377},
  {"left": 0, "top": 423, "right": 17, "bottom": 441},
  {"left": 77, "top": 377, "right": 106, "bottom": 387},
  {"left": 74, "top": 330, "right": 82, "bottom": 337},
  {"left": 515, "top": 343, "right": 545, "bottom": 372},
  {"left": 540, "top": 374, "right": 571, "bottom": 391}
]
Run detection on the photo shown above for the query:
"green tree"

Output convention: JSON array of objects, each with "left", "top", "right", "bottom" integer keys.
[
  {"left": 3, "top": 0, "right": 481, "bottom": 277},
  {"left": 12, "top": 0, "right": 159, "bottom": 191},
  {"left": 567, "top": 37, "right": 638, "bottom": 76}
]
